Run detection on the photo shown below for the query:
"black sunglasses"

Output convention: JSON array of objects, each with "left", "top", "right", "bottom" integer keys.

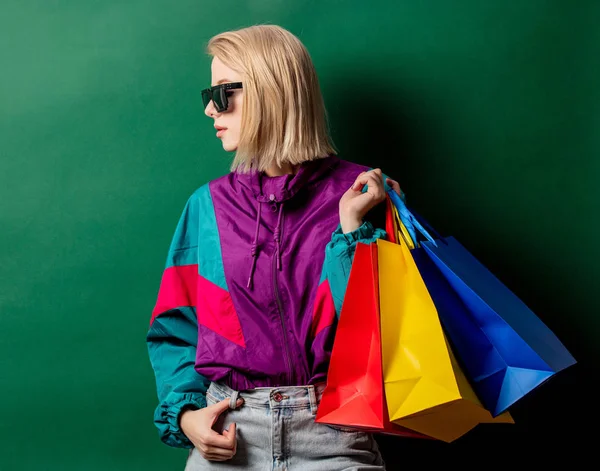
[{"left": 201, "top": 82, "right": 243, "bottom": 112}]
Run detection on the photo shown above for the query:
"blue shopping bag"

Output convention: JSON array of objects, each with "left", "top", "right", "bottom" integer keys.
[{"left": 388, "top": 190, "right": 577, "bottom": 417}]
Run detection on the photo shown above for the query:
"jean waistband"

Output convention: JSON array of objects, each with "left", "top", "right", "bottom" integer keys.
[{"left": 207, "top": 381, "right": 326, "bottom": 415}]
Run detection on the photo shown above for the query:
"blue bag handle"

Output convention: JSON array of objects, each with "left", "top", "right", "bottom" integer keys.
[
  {"left": 404, "top": 204, "right": 447, "bottom": 245},
  {"left": 387, "top": 189, "right": 444, "bottom": 247}
]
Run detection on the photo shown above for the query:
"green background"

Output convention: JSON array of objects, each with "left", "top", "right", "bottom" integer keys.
[{"left": 1, "top": 0, "right": 596, "bottom": 468}]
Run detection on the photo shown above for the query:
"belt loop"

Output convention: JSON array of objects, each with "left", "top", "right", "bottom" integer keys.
[
  {"left": 229, "top": 390, "right": 239, "bottom": 409},
  {"left": 308, "top": 385, "right": 318, "bottom": 416}
]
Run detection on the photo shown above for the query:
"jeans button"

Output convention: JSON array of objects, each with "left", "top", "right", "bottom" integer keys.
[{"left": 273, "top": 392, "right": 283, "bottom": 402}]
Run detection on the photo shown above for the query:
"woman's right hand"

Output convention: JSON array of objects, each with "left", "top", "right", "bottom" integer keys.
[{"left": 180, "top": 397, "right": 244, "bottom": 461}]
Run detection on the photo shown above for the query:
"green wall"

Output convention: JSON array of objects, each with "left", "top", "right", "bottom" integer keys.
[{"left": 1, "top": 1, "right": 596, "bottom": 468}]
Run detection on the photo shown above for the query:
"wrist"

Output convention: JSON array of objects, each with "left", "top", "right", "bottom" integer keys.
[
  {"left": 178, "top": 406, "right": 197, "bottom": 433},
  {"left": 340, "top": 215, "right": 363, "bottom": 234}
]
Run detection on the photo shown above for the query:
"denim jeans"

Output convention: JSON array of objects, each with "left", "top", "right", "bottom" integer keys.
[{"left": 184, "top": 381, "right": 386, "bottom": 470}]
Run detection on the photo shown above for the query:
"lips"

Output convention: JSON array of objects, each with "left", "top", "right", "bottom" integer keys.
[{"left": 215, "top": 124, "right": 227, "bottom": 138}]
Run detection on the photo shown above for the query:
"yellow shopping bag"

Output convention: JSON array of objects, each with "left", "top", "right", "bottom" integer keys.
[
  {"left": 377, "top": 236, "right": 513, "bottom": 442},
  {"left": 391, "top": 202, "right": 415, "bottom": 249}
]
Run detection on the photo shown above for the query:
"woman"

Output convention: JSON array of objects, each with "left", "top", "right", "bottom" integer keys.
[{"left": 147, "top": 24, "right": 404, "bottom": 470}]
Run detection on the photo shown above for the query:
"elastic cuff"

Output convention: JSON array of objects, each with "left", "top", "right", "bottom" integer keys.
[
  {"left": 332, "top": 221, "right": 376, "bottom": 246},
  {"left": 156, "top": 393, "right": 207, "bottom": 449}
]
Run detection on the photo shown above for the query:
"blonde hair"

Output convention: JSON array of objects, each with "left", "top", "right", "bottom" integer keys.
[{"left": 206, "top": 24, "right": 337, "bottom": 173}]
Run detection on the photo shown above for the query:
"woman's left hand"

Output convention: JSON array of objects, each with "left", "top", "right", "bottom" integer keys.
[{"left": 339, "top": 168, "right": 402, "bottom": 233}]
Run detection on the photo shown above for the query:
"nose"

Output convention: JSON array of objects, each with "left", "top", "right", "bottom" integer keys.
[{"left": 204, "top": 99, "right": 219, "bottom": 118}]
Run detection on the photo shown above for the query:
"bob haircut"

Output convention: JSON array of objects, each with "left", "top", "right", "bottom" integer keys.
[{"left": 206, "top": 24, "right": 337, "bottom": 174}]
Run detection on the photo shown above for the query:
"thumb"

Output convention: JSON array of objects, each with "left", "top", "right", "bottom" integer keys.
[
  {"left": 209, "top": 397, "right": 244, "bottom": 416},
  {"left": 386, "top": 177, "right": 401, "bottom": 196},
  {"left": 233, "top": 398, "right": 244, "bottom": 409},
  {"left": 209, "top": 398, "right": 232, "bottom": 418}
]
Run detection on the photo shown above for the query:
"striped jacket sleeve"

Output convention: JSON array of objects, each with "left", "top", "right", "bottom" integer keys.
[{"left": 146, "top": 192, "right": 211, "bottom": 449}]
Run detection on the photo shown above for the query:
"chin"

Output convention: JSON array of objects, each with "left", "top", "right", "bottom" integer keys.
[{"left": 222, "top": 141, "right": 238, "bottom": 152}]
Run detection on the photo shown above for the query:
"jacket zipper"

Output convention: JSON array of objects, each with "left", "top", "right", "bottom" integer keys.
[{"left": 272, "top": 208, "right": 293, "bottom": 385}]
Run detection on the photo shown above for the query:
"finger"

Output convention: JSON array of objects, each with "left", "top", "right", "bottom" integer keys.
[
  {"left": 199, "top": 442, "right": 233, "bottom": 457},
  {"left": 203, "top": 443, "right": 236, "bottom": 458},
  {"left": 202, "top": 428, "right": 236, "bottom": 449},
  {"left": 359, "top": 168, "right": 384, "bottom": 185},
  {"left": 223, "top": 430, "right": 237, "bottom": 455},
  {"left": 386, "top": 178, "right": 401, "bottom": 195},
  {"left": 225, "top": 422, "right": 237, "bottom": 449},
  {"left": 350, "top": 169, "right": 381, "bottom": 189},
  {"left": 206, "top": 456, "right": 232, "bottom": 462},
  {"left": 202, "top": 450, "right": 235, "bottom": 461},
  {"left": 350, "top": 181, "right": 365, "bottom": 192},
  {"left": 369, "top": 168, "right": 384, "bottom": 186},
  {"left": 198, "top": 444, "right": 230, "bottom": 461},
  {"left": 351, "top": 171, "right": 383, "bottom": 193},
  {"left": 350, "top": 171, "right": 368, "bottom": 191},
  {"left": 223, "top": 428, "right": 237, "bottom": 454},
  {"left": 199, "top": 427, "right": 237, "bottom": 460},
  {"left": 360, "top": 173, "right": 385, "bottom": 199},
  {"left": 367, "top": 170, "right": 385, "bottom": 186}
]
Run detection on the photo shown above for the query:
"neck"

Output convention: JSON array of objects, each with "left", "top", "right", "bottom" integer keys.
[{"left": 265, "top": 162, "right": 298, "bottom": 177}]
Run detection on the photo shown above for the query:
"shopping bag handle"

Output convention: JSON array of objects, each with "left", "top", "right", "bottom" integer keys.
[
  {"left": 387, "top": 189, "right": 445, "bottom": 246},
  {"left": 405, "top": 204, "right": 449, "bottom": 246}
]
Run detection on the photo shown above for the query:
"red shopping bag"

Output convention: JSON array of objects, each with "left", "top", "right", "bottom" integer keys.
[{"left": 315, "top": 242, "right": 431, "bottom": 439}]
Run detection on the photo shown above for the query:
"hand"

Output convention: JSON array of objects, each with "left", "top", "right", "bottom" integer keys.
[
  {"left": 339, "top": 168, "right": 402, "bottom": 233},
  {"left": 180, "top": 397, "right": 244, "bottom": 462}
]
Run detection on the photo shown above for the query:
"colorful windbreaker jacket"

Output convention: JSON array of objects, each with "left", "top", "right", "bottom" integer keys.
[{"left": 146, "top": 155, "right": 404, "bottom": 448}]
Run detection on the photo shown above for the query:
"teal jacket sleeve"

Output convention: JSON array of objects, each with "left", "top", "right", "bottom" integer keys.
[
  {"left": 324, "top": 221, "right": 387, "bottom": 318},
  {"left": 146, "top": 194, "right": 211, "bottom": 449},
  {"left": 147, "top": 307, "right": 210, "bottom": 448}
]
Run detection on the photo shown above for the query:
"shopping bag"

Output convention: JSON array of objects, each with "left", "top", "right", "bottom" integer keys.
[
  {"left": 378, "top": 235, "right": 513, "bottom": 442},
  {"left": 388, "top": 189, "right": 577, "bottom": 416},
  {"left": 316, "top": 242, "right": 429, "bottom": 439},
  {"left": 385, "top": 197, "right": 398, "bottom": 244}
]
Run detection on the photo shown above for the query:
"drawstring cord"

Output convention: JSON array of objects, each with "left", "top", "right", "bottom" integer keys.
[
  {"left": 247, "top": 201, "right": 262, "bottom": 289},
  {"left": 247, "top": 195, "right": 285, "bottom": 290}
]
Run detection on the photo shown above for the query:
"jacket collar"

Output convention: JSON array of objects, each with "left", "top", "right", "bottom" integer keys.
[{"left": 236, "top": 155, "right": 339, "bottom": 203}]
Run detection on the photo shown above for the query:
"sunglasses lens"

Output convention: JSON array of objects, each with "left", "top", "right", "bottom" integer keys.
[
  {"left": 201, "top": 89, "right": 212, "bottom": 109},
  {"left": 202, "top": 85, "right": 233, "bottom": 112},
  {"left": 213, "top": 87, "right": 227, "bottom": 112}
]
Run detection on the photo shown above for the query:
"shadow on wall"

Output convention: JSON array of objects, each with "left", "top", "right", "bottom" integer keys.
[
  {"left": 325, "top": 73, "right": 435, "bottom": 188},
  {"left": 323, "top": 71, "right": 442, "bottom": 233},
  {"left": 321, "top": 71, "right": 590, "bottom": 466}
]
